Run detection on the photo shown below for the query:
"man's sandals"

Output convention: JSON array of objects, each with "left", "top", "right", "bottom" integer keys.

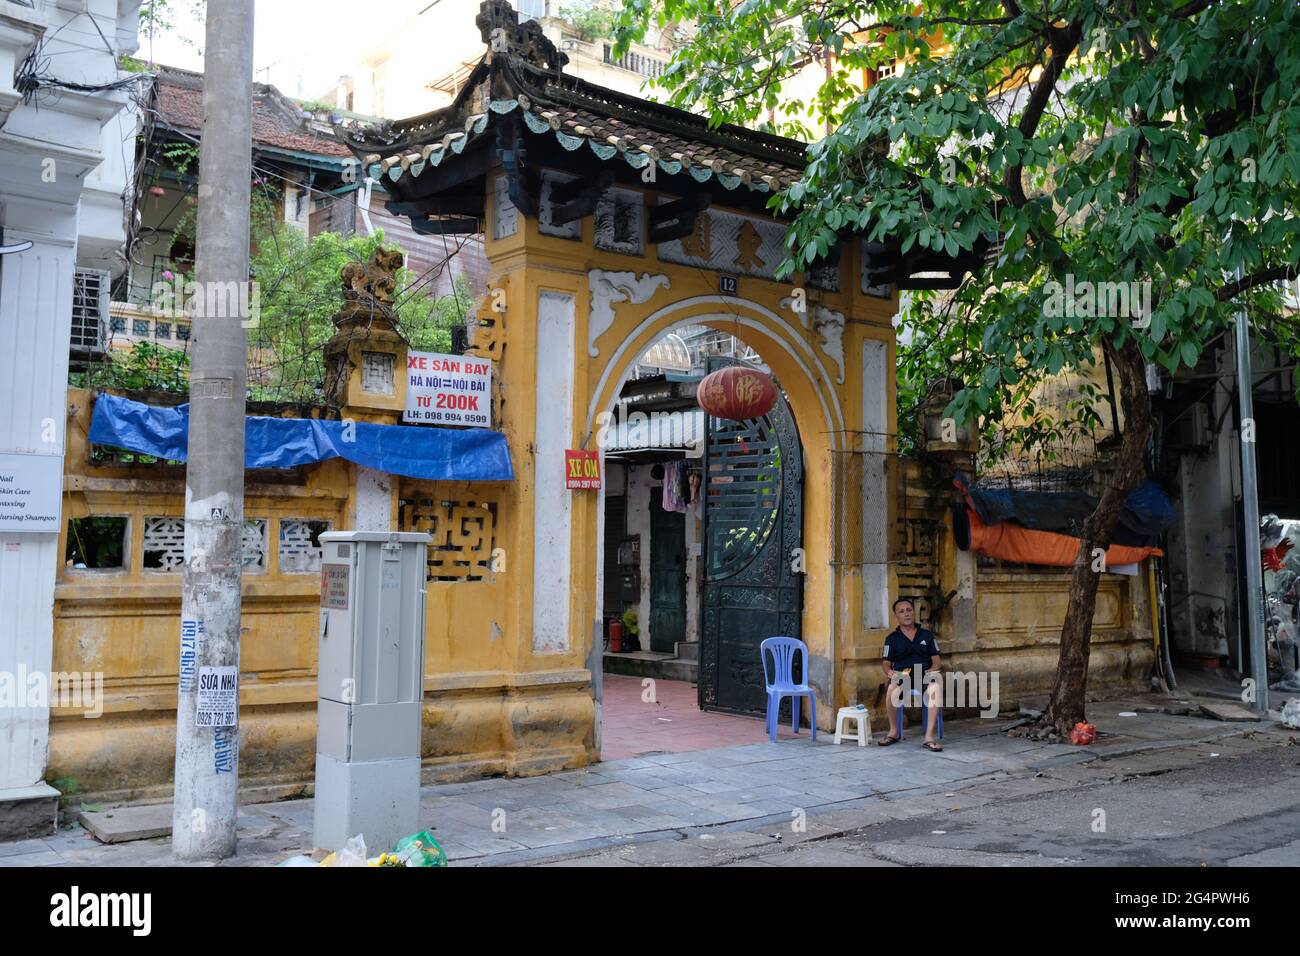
[{"left": 877, "top": 736, "right": 942, "bottom": 751}]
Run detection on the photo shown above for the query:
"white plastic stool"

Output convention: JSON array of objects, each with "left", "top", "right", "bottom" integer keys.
[{"left": 834, "top": 706, "right": 871, "bottom": 746}]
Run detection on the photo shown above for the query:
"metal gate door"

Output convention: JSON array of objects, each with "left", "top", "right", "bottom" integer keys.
[{"left": 700, "top": 358, "right": 804, "bottom": 715}]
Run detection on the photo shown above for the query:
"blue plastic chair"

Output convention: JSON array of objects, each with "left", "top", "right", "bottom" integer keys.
[
  {"left": 895, "top": 682, "right": 943, "bottom": 741},
  {"left": 760, "top": 636, "right": 817, "bottom": 743}
]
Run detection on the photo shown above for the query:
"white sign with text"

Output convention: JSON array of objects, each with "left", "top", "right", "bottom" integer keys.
[
  {"left": 0, "top": 452, "right": 62, "bottom": 533},
  {"left": 404, "top": 351, "right": 493, "bottom": 427}
]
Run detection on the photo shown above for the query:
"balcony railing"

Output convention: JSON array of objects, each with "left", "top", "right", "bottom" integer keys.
[{"left": 602, "top": 43, "right": 668, "bottom": 79}]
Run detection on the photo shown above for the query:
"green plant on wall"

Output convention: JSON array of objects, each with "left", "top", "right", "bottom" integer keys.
[{"left": 71, "top": 340, "right": 192, "bottom": 393}]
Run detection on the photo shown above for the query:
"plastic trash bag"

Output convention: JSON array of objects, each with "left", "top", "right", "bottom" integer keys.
[
  {"left": 391, "top": 830, "right": 447, "bottom": 867},
  {"left": 320, "top": 834, "right": 368, "bottom": 867},
  {"left": 1281, "top": 698, "right": 1300, "bottom": 729},
  {"left": 1069, "top": 721, "right": 1097, "bottom": 745}
]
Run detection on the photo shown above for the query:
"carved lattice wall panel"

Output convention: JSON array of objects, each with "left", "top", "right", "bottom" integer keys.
[
  {"left": 468, "top": 298, "right": 505, "bottom": 362},
  {"left": 361, "top": 351, "right": 396, "bottom": 394},
  {"left": 896, "top": 516, "right": 941, "bottom": 624},
  {"left": 142, "top": 516, "right": 270, "bottom": 572},
  {"left": 399, "top": 496, "right": 497, "bottom": 582},
  {"left": 142, "top": 516, "right": 185, "bottom": 571},
  {"left": 467, "top": 288, "right": 506, "bottom": 425},
  {"left": 279, "top": 518, "right": 332, "bottom": 573},
  {"left": 241, "top": 519, "right": 267, "bottom": 572}
]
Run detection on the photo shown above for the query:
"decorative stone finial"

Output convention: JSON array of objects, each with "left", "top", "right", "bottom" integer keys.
[
  {"left": 476, "top": 0, "right": 569, "bottom": 72},
  {"left": 336, "top": 246, "right": 404, "bottom": 330}
]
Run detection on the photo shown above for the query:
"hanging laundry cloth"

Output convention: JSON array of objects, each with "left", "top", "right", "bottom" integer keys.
[{"left": 662, "top": 461, "right": 688, "bottom": 513}]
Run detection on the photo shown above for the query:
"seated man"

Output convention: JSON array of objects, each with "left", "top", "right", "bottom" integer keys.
[{"left": 877, "top": 597, "right": 943, "bottom": 751}]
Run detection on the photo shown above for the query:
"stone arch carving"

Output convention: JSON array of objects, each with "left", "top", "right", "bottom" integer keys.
[{"left": 584, "top": 294, "right": 847, "bottom": 453}]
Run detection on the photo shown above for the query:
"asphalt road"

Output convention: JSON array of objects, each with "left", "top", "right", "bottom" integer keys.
[
  {"left": 825, "top": 746, "right": 1300, "bottom": 867},
  {"left": 528, "top": 740, "right": 1300, "bottom": 867}
]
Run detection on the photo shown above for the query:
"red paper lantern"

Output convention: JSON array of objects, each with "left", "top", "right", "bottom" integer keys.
[{"left": 696, "top": 365, "right": 778, "bottom": 420}]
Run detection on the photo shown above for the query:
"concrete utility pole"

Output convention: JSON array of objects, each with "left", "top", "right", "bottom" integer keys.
[
  {"left": 1235, "top": 299, "right": 1269, "bottom": 716},
  {"left": 172, "top": 0, "right": 255, "bottom": 861}
]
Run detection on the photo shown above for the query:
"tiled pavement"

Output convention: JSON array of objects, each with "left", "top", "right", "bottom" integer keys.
[
  {"left": 3, "top": 696, "right": 1287, "bottom": 866},
  {"left": 599, "top": 674, "right": 797, "bottom": 760}
]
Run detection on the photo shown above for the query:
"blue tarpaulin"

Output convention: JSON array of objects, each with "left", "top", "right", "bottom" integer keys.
[{"left": 88, "top": 392, "right": 514, "bottom": 482}]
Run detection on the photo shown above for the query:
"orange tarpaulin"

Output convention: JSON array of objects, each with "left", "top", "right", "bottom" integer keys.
[{"left": 964, "top": 505, "right": 1163, "bottom": 567}]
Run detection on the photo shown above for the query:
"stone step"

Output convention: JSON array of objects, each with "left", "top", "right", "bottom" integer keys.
[
  {"left": 674, "top": 641, "right": 699, "bottom": 662},
  {"left": 603, "top": 650, "right": 698, "bottom": 683},
  {"left": 79, "top": 802, "right": 173, "bottom": 844}
]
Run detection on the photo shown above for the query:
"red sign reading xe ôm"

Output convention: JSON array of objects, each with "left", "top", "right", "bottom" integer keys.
[
  {"left": 404, "top": 350, "right": 493, "bottom": 426},
  {"left": 565, "top": 449, "right": 601, "bottom": 490}
]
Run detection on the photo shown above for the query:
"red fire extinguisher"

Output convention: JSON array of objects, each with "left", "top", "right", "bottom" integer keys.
[{"left": 608, "top": 617, "right": 623, "bottom": 653}]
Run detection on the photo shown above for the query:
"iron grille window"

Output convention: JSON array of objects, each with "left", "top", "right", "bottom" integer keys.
[
  {"left": 155, "top": 322, "right": 171, "bottom": 339},
  {"left": 132, "top": 318, "right": 150, "bottom": 336},
  {"left": 71, "top": 268, "right": 110, "bottom": 352}
]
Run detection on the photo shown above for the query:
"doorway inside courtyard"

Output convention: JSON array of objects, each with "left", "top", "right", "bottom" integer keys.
[{"left": 597, "top": 326, "right": 807, "bottom": 760}]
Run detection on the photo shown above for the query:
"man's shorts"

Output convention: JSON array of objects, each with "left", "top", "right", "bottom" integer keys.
[{"left": 887, "top": 669, "right": 942, "bottom": 707}]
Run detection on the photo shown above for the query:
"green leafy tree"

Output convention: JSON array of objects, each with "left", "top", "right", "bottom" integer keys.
[
  {"left": 561, "top": 2, "right": 618, "bottom": 42},
  {"left": 123, "top": 1, "right": 206, "bottom": 71},
  {"left": 615, "top": 0, "right": 1300, "bottom": 734},
  {"left": 249, "top": 223, "right": 467, "bottom": 401}
]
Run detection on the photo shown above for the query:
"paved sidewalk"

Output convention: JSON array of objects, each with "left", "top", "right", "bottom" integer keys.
[{"left": 2, "top": 695, "right": 1288, "bottom": 867}]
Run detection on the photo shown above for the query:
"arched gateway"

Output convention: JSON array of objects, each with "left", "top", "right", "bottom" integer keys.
[{"left": 345, "top": 0, "right": 903, "bottom": 774}]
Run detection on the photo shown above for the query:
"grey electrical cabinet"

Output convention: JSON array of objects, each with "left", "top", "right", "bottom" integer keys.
[{"left": 313, "top": 531, "right": 430, "bottom": 854}]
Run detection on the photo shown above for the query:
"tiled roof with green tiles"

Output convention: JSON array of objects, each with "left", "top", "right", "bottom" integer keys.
[{"left": 343, "top": 1, "right": 809, "bottom": 197}]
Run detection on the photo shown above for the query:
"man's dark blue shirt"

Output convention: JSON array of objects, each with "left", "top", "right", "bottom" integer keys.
[{"left": 883, "top": 627, "right": 941, "bottom": 675}]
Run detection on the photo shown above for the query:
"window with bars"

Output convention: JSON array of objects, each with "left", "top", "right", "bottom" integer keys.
[{"left": 71, "top": 269, "right": 110, "bottom": 353}]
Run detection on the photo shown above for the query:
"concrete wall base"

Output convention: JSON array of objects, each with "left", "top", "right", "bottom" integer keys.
[{"left": 0, "top": 783, "right": 60, "bottom": 841}]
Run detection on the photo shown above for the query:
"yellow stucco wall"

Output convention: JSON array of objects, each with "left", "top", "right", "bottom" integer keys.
[{"left": 51, "top": 393, "right": 350, "bottom": 802}]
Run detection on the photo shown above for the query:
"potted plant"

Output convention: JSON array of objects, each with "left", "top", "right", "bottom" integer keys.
[{"left": 621, "top": 609, "right": 640, "bottom": 652}]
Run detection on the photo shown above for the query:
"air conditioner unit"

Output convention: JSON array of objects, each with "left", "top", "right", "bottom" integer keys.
[
  {"left": 1171, "top": 401, "right": 1211, "bottom": 450},
  {"left": 70, "top": 268, "right": 110, "bottom": 356}
]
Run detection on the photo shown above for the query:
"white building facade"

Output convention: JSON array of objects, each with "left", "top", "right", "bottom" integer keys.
[{"left": 0, "top": 0, "right": 141, "bottom": 837}]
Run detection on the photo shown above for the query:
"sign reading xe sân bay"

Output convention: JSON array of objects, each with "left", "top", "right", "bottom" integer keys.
[{"left": 404, "top": 351, "right": 493, "bottom": 426}]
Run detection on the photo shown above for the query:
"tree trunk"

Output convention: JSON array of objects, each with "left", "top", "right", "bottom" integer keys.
[{"left": 1034, "top": 339, "right": 1154, "bottom": 738}]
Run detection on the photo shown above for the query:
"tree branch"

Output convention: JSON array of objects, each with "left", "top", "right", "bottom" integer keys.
[
  {"left": 1003, "top": 22, "right": 1083, "bottom": 207},
  {"left": 1171, "top": 0, "right": 1217, "bottom": 19},
  {"left": 1217, "top": 264, "right": 1299, "bottom": 301}
]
